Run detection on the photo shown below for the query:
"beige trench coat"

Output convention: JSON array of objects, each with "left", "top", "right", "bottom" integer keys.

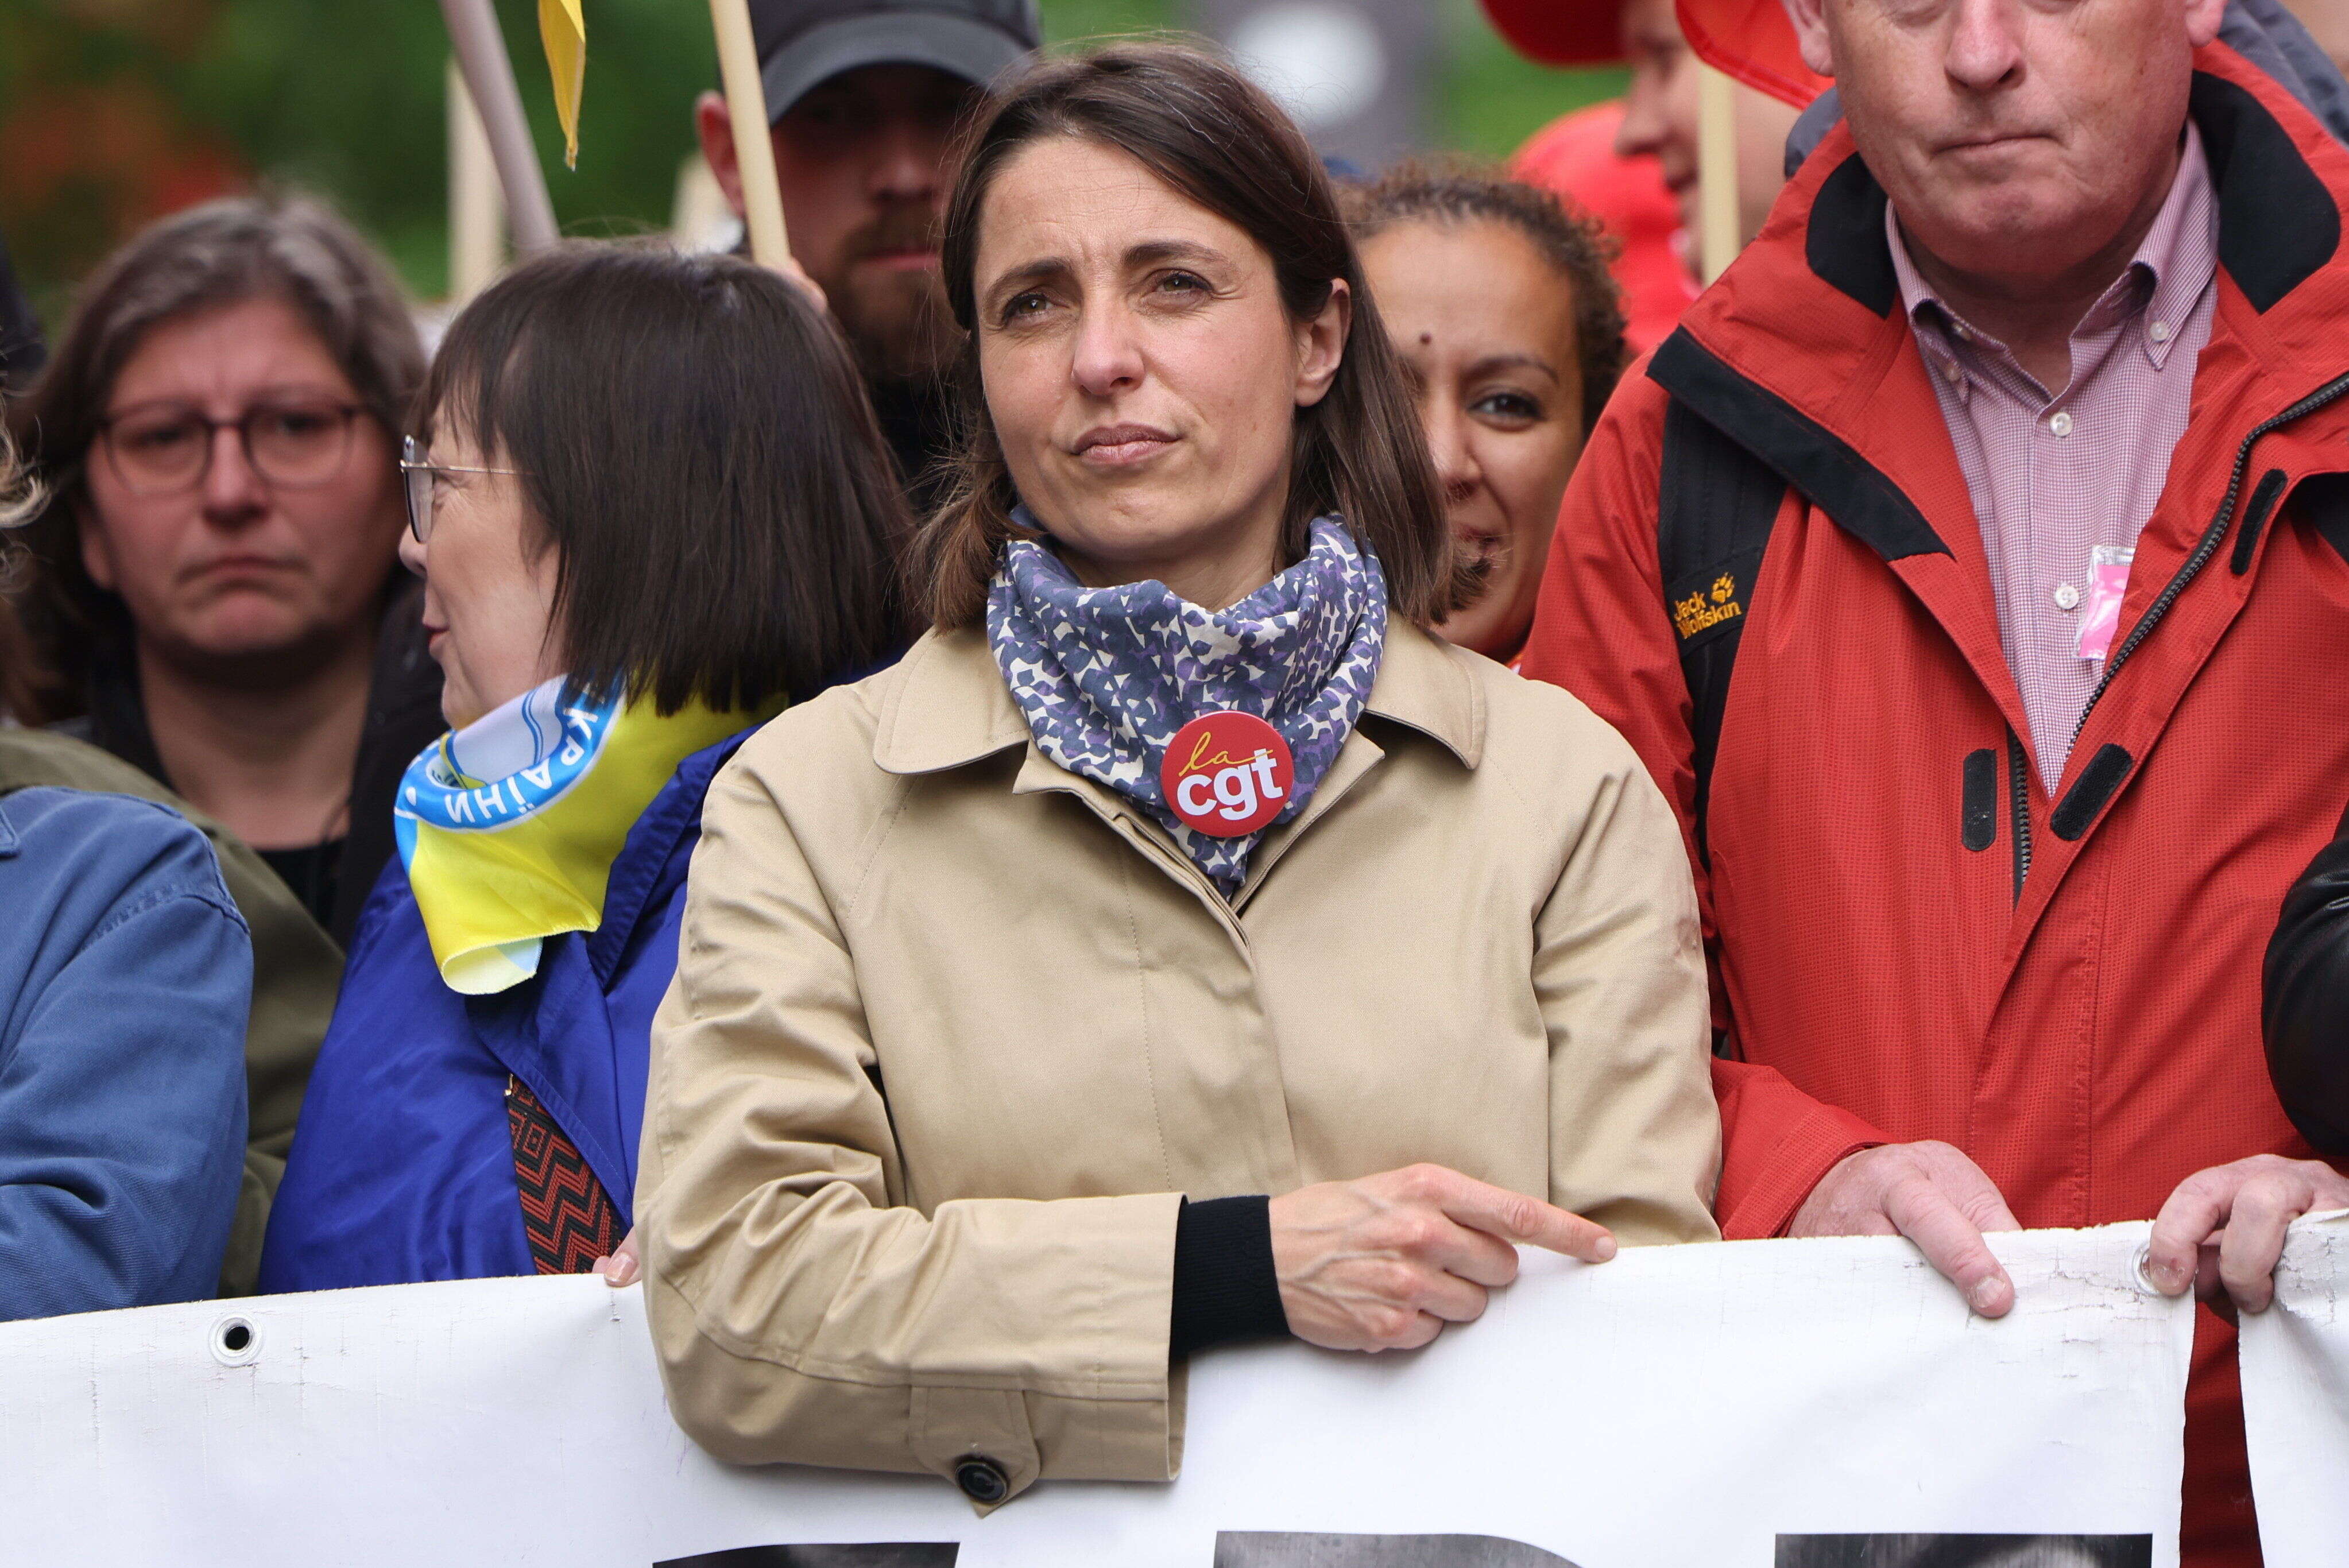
[{"left": 638, "top": 616, "right": 1721, "bottom": 1504}]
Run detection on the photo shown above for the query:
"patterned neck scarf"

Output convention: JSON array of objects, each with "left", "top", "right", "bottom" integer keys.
[{"left": 986, "top": 512, "right": 1387, "bottom": 896}]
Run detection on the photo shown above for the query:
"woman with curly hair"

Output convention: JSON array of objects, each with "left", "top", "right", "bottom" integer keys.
[{"left": 1348, "top": 163, "right": 1630, "bottom": 663}]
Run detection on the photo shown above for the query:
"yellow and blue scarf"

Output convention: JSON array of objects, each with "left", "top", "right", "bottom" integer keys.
[{"left": 394, "top": 677, "right": 763, "bottom": 994}]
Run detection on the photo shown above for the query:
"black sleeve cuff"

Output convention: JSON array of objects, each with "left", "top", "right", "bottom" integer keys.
[{"left": 1169, "top": 1194, "right": 1288, "bottom": 1360}]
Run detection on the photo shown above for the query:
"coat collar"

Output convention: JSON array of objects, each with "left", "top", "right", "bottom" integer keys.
[
  {"left": 1661, "top": 41, "right": 2349, "bottom": 488},
  {"left": 871, "top": 613, "right": 1485, "bottom": 777}
]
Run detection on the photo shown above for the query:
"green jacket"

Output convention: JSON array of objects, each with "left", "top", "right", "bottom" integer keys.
[{"left": 0, "top": 727, "right": 338, "bottom": 1296}]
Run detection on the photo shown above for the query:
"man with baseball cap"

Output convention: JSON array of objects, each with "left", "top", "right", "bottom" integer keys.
[{"left": 695, "top": 0, "right": 1040, "bottom": 512}]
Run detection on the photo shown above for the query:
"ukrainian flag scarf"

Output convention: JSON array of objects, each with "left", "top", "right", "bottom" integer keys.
[{"left": 395, "top": 676, "right": 761, "bottom": 994}]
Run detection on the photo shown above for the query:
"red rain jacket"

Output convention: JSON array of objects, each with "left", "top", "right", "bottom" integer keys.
[{"left": 1521, "top": 42, "right": 2349, "bottom": 1566}]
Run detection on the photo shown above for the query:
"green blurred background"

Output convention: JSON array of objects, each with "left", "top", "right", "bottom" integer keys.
[{"left": 0, "top": 0, "right": 1625, "bottom": 326}]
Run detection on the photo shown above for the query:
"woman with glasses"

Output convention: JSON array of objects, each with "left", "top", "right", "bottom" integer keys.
[
  {"left": 4, "top": 193, "right": 428, "bottom": 1299},
  {"left": 257, "top": 243, "right": 906, "bottom": 1293},
  {"left": 7, "top": 194, "right": 443, "bottom": 944}
]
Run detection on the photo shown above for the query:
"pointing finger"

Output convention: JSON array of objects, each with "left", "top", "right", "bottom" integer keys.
[{"left": 1431, "top": 1171, "right": 1617, "bottom": 1263}]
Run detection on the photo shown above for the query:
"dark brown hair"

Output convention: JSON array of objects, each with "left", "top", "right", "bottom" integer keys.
[
  {"left": 417, "top": 243, "right": 908, "bottom": 714},
  {"left": 0, "top": 419, "right": 43, "bottom": 721},
  {"left": 914, "top": 40, "right": 1452, "bottom": 629},
  {"left": 5, "top": 191, "right": 425, "bottom": 722},
  {"left": 1344, "top": 159, "right": 1630, "bottom": 440}
]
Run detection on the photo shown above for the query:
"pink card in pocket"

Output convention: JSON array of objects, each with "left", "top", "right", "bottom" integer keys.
[{"left": 2075, "top": 545, "right": 2135, "bottom": 663}]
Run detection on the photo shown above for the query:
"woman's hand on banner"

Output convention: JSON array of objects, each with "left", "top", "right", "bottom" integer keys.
[
  {"left": 1268, "top": 1164, "right": 1616, "bottom": 1353},
  {"left": 1791, "top": 1142, "right": 2021, "bottom": 1318},
  {"left": 2145, "top": 1153, "right": 2349, "bottom": 1313},
  {"left": 593, "top": 1228, "right": 640, "bottom": 1288}
]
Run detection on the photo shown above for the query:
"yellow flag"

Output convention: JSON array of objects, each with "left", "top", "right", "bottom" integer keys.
[{"left": 538, "top": 0, "right": 586, "bottom": 169}]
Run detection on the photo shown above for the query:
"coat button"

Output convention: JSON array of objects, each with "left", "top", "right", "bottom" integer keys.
[{"left": 954, "top": 1455, "right": 1009, "bottom": 1504}]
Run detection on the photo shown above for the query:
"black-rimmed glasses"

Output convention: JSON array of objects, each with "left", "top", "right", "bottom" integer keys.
[
  {"left": 398, "top": 435, "right": 524, "bottom": 543},
  {"left": 97, "top": 399, "right": 367, "bottom": 495}
]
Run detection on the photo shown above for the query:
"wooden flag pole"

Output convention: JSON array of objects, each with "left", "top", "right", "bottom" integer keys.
[
  {"left": 709, "top": 0, "right": 795, "bottom": 270},
  {"left": 439, "top": 0, "right": 560, "bottom": 254},
  {"left": 447, "top": 59, "right": 506, "bottom": 304},
  {"left": 1696, "top": 61, "right": 1739, "bottom": 284}
]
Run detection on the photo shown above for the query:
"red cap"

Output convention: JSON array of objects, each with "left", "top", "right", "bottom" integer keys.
[
  {"left": 1478, "top": 0, "right": 1624, "bottom": 66},
  {"left": 1510, "top": 100, "right": 1696, "bottom": 355},
  {"left": 1480, "top": 0, "right": 1826, "bottom": 109},
  {"left": 1675, "top": 0, "right": 1828, "bottom": 108}
]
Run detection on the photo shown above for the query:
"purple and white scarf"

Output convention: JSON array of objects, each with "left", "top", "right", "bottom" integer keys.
[{"left": 985, "top": 512, "right": 1387, "bottom": 895}]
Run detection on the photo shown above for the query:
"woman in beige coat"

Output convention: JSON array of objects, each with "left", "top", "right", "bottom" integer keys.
[{"left": 637, "top": 43, "right": 1721, "bottom": 1508}]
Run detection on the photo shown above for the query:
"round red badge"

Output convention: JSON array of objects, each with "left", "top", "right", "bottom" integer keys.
[{"left": 1161, "top": 711, "right": 1294, "bottom": 838}]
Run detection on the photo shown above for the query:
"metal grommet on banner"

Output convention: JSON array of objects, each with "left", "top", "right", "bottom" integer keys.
[
  {"left": 210, "top": 1315, "right": 261, "bottom": 1368},
  {"left": 2130, "top": 1241, "right": 2162, "bottom": 1295},
  {"left": 953, "top": 1454, "right": 1009, "bottom": 1504}
]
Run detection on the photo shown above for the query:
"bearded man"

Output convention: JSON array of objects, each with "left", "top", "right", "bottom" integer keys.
[{"left": 697, "top": 0, "right": 1039, "bottom": 514}]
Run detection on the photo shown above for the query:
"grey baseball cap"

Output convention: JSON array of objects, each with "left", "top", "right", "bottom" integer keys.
[{"left": 750, "top": 0, "right": 1042, "bottom": 121}]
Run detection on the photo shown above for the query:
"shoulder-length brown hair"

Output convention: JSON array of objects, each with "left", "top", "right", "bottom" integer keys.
[
  {"left": 4, "top": 191, "right": 424, "bottom": 722},
  {"left": 0, "top": 417, "right": 44, "bottom": 722},
  {"left": 914, "top": 40, "right": 1453, "bottom": 629}
]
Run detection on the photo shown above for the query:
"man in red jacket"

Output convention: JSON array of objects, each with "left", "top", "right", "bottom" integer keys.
[{"left": 1519, "top": 0, "right": 2349, "bottom": 1559}]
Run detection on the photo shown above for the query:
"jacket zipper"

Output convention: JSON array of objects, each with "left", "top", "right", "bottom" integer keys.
[
  {"left": 2007, "top": 728, "right": 2032, "bottom": 903},
  {"left": 2068, "top": 370, "right": 2349, "bottom": 748}
]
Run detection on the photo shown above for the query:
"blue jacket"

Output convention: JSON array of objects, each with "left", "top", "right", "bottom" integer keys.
[
  {"left": 259, "top": 729, "right": 752, "bottom": 1290},
  {"left": 0, "top": 788, "right": 250, "bottom": 1319}
]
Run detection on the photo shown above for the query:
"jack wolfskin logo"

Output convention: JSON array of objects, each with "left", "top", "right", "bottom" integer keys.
[{"left": 1674, "top": 571, "right": 1744, "bottom": 640}]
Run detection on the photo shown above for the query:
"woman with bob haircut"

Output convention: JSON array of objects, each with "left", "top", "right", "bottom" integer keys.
[
  {"left": 258, "top": 244, "right": 906, "bottom": 1291},
  {"left": 637, "top": 42, "right": 1720, "bottom": 1501}
]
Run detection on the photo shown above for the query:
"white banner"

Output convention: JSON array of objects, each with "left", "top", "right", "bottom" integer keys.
[
  {"left": 0, "top": 1225, "right": 2195, "bottom": 1568},
  {"left": 2240, "top": 1209, "right": 2349, "bottom": 1568}
]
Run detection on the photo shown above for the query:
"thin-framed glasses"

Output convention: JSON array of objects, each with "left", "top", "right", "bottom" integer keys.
[
  {"left": 97, "top": 399, "right": 366, "bottom": 495},
  {"left": 398, "top": 435, "right": 524, "bottom": 543}
]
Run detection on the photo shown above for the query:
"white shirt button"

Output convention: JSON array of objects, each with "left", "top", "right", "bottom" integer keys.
[
  {"left": 2054, "top": 582, "right": 2083, "bottom": 611},
  {"left": 2150, "top": 320, "right": 2172, "bottom": 344},
  {"left": 2049, "top": 411, "right": 2074, "bottom": 437}
]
